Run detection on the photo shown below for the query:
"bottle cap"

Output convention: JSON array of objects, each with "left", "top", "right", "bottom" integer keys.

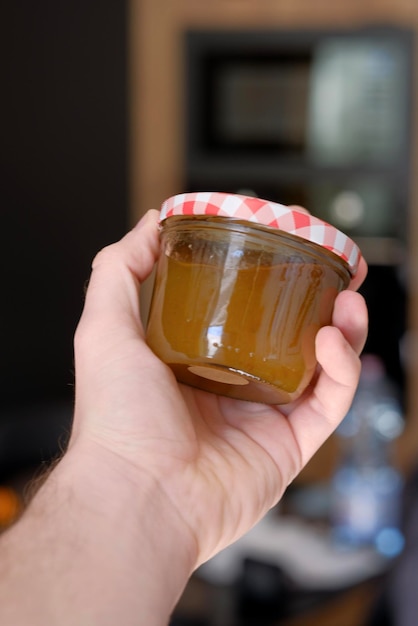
[{"left": 160, "top": 192, "right": 361, "bottom": 275}]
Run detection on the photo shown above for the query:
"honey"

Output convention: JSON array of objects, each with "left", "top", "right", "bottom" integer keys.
[{"left": 146, "top": 215, "right": 351, "bottom": 404}]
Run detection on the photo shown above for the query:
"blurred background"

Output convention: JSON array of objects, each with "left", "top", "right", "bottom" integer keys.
[
  {"left": 2, "top": 0, "right": 418, "bottom": 624},
  {"left": 1, "top": 1, "right": 128, "bottom": 480}
]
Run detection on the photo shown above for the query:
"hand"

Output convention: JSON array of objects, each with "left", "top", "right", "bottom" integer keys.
[
  {"left": 71, "top": 209, "right": 368, "bottom": 568},
  {"left": 0, "top": 209, "right": 367, "bottom": 626}
]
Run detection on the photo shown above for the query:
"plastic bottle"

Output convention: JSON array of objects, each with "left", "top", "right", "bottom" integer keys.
[{"left": 331, "top": 354, "right": 405, "bottom": 558}]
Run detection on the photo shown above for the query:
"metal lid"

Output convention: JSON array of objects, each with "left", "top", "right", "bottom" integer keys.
[{"left": 160, "top": 192, "right": 361, "bottom": 275}]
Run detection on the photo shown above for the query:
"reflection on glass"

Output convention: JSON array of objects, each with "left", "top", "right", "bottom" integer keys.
[{"left": 307, "top": 39, "right": 407, "bottom": 165}]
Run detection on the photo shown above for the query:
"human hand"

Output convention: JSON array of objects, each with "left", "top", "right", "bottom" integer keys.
[{"left": 70, "top": 208, "right": 368, "bottom": 571}]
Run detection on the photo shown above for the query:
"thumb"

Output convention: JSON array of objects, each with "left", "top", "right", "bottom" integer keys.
[
  {"left": 77, "top": 210, "right": 160, "bottom": 341},
  {"left": 71, "top": 210, "right": 161, "bottom": 439}
]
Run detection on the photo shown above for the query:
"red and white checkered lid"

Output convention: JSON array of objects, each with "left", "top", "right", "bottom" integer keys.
[{"left": 160, "top": 192, "right": 361, "bottom": 275}]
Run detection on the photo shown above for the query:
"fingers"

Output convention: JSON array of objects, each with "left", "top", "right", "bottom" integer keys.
[
  {"left": 348, "top": 255, "right": 368, "bottom": 291},
  {"left": 312, "top": 324, "right": 362, "bottom": 416},
  {"left": 287, "top": 290, "right": 368, "bottom": 467},
  {"left": 288, "top": 204, "right": 368, "bottom": 293},
  {"left": 287, "top": 328, "right": 360, "bottom": 468},
  {"left": 314, "top": 292, "right": 367, "bottom": 414},
  {"left": 332, "top": 289, "right": 368, "bottom": 356}
]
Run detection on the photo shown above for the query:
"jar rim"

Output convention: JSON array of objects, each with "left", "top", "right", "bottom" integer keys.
[{"left": 160, "top": 192, "right": 361, "bottom": 276}]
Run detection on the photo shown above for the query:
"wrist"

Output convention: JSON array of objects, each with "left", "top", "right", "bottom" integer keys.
[
  {"left": 3, "top": 441, "right": 197, "bottom": 626},
  {"left": 60, "top": 441, "right": 197, "bottom": 613}
]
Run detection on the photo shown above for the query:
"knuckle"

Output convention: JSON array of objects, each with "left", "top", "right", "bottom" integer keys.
[{"left": 91, "top": 242, "right": 121, "bottom": 269}]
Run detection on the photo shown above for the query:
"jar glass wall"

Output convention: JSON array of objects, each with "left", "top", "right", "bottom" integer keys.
[{"left": 146, "top": 216, "right": 351, "bottom": 404}]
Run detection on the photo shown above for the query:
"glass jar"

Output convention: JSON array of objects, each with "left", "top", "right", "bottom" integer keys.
[{"left": 146, "top": 192, "right": 361, "bottom": 404}]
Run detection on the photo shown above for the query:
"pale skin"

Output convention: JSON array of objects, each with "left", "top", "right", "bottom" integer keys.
[{"left": 0, "top": 209, "right": 368, "bottom": 625}]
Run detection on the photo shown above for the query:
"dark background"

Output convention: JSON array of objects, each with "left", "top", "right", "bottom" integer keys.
[
  {"left": 0, "top": 1, "right": 128, "bottom": 476},
  {"left": 0, "top": 4, "right": 409, "bottom": 480}
]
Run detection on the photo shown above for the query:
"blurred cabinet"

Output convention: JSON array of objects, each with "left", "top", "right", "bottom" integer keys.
[
  {"left": 183, "top": 27, "right": 413, "bottom": 255},
  {"left": 130, "top": 0, "right": 418, "bottom": 472}
]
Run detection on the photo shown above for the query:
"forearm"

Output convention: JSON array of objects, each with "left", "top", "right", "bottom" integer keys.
[{"left": 0, "top": 445, "right": 195, "bottom": 626}]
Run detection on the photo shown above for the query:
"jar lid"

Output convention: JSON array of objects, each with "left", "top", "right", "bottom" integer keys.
[{"left": 160, "top": 192, "right": 361, "bottom": 275}]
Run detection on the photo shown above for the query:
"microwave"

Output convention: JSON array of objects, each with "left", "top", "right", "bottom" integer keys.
[
  {"left": 185, "top": 27, "right": 413, "bottom": 166},
  {"left": 184, "top": 27, "right": 414, "bottom": 242}
]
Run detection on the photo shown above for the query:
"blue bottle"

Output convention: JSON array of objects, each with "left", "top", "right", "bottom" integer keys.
[{"left": 331, "top": 354, "right": 405, "bottom": 558}]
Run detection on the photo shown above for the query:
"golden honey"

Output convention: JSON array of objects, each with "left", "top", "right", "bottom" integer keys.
[{"left": 146, "top": 216, "right": 351, "bottom": 404}]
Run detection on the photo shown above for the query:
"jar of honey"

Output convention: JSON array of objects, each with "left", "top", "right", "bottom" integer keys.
[{"left": 146, "top": 192, "right": 361, "bottom": 404}]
